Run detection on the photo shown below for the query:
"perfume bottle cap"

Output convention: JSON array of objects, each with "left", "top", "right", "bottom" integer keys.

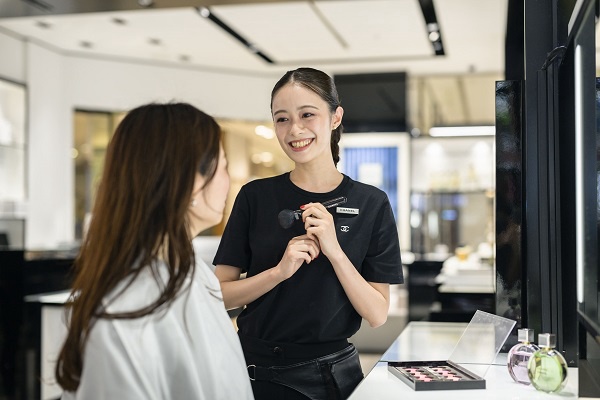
[
  {"left": 538, "top": 333, "right": 556, "bottom": 348},
  {"left": 517, "top": 328, "right": 535, "bottom": 342}
]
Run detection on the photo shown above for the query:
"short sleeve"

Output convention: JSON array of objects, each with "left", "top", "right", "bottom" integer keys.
[
  {"left": 212, "top": 187, "right": 252, "bottom": 272},
  {"left": 361, "top": 195, "right": 404, "bottom": 284}
]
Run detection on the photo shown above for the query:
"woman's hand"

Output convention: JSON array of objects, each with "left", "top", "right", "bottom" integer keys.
[
  {"left": 275, "top": 234, "right": 320, "bottom": 280},
  {"left": 301, "top": 202, "right": 342, "bottom": 259},
  {"left": 301, "top": 202, "right": 389, "bottom": 327}
]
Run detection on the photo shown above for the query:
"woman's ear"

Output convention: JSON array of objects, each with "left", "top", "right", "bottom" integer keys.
[
  {"left": 332, "top": 106, "right": 344, "bottom": 129},
  {"left": 190, "top": 173, "right": 206, "bottom": 207}
]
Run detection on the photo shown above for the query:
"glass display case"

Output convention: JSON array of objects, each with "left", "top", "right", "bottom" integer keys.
[
  {"left": 409, "top": 190, "right": 494, "bottom": 256},
  {"left": 0, "top": 77, "right": 27, "bottom": 212}
]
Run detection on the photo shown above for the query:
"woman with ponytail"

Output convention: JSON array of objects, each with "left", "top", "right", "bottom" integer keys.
[{"left": 214, "top": 68, "right": 403, "bottom": 400}]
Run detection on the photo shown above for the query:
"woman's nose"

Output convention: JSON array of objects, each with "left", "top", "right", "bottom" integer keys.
[{"left": 289, "top": 119, "right": 304, "bottom": 134}]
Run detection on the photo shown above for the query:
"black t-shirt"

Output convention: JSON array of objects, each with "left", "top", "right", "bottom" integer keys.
[{"left": 213, "top": 172, "right": 403, "bottom": 343}]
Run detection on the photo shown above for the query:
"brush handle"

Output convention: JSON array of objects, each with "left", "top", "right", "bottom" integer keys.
[
  {"left": 279, "top": 197, "right": 348, "bottom": 229},
  {"left": 320, "top": 196, "right": 347, "bottom": 209},
  {"left": 292, "top": 196, "right": 347, "bottom": 215}
]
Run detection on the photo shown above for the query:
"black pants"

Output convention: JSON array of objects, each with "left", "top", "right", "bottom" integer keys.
[{"left": 240, "top": 334, "right": 364, "bottom": 400}]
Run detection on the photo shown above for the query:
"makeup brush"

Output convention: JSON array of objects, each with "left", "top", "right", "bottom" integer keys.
[{"left": 278, "top": 196, "right": 347, "bottom": 229}]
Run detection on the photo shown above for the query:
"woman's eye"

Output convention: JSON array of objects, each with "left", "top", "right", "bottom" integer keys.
[
  {"left": 275, "top": 117, "right": 288, "bottom": 123},
  {"left": 302, "top": 112, "right": 314, "bottom": 118}
]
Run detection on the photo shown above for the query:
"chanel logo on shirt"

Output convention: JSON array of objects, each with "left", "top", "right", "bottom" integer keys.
[
  {"left": 340, "top": 226, "right": 350, "bottom": 232},
  {"left": 337, "top": 207, "right": 359, "bottom": 215}
]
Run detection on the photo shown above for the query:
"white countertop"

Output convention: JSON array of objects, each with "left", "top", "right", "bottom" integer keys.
[{"left": 350, "top": 321, "right": 579, "bottom": 400}]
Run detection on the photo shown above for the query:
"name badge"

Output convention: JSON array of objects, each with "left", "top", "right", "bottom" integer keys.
[{"left": 337, "top": 207, "right": 359, "bottom": 215}]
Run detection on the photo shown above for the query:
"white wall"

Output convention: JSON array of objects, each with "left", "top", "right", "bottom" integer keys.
[
  {"left": 27, "top": 43, "right": 73, "bottom": 248},
  {"left": 65, "top": 56, "right": 274, "bottom": 121},
  {"left": 0, "top": 31, "right": 277, "bottom": 248},
  {"left": 0, "top": 30, "right": 25, "bottom": 82}
]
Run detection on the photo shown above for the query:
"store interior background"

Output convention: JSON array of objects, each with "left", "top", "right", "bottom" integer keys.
[{"left": 0, "top": 0, "right": 599, "bottom": 399}]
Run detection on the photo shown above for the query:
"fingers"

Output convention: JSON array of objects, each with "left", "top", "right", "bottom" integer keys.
[
  {"left": 301, "top": 203, "right": 332, "bottom": 227},
  {"left": 289, "top": 235, "right": 320, "bottom": 261},
  {"left": 300, "top": 202, "right": 327, "bottom": 219}
]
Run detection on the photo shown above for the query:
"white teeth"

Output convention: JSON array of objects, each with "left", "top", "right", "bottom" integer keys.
[{"left": 290, "top": 139, "right": 312, "bottom": 148}]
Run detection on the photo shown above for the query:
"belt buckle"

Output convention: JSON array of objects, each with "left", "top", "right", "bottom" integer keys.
[{"left": 247, "top": 364, "right": 256, "bottom": 381}]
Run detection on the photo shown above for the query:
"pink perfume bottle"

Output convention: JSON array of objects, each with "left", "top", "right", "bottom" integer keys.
[{"left": 507, "top": 328, "right": 540, "bottom": 385}]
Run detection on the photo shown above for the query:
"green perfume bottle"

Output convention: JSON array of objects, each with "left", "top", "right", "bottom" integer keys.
[{"left": 527, "top": 333, "right": 568, "bottom": 393}]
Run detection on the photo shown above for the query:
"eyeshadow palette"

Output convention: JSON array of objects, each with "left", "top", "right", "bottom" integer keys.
[{"left": 387, "top": 361, "right": 486, "bottom": 391}]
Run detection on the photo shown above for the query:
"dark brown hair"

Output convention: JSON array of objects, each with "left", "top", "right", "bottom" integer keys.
[
  {"left": 271, "top": 67, "right": 343, "bottom": 166},
  {"left": 55, "top": 102, "right": 221, "bottom": 391}
]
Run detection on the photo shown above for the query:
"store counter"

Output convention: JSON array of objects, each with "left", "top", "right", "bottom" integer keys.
[{"left": 349, "top": 321, "right": 578, "bottom": 399}]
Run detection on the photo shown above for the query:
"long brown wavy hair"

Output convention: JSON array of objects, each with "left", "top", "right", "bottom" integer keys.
[
  {"left": 270, "top": 67, "right": 344, "bottom": 166},
  {"left": 55, "top": 102, "right": 221, "bottom": 391}
]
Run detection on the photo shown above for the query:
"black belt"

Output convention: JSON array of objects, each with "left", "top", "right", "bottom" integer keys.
[
  {"left": 246, "top": 344, "right": 361, "bottom": 400},
  {"left": 239, "top": 333, "right": 349, "bottom": 359}
]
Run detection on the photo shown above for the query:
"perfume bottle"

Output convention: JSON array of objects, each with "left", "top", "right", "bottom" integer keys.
[
  {"left": 527, "top": 333, "right": 568, "bottom": 393},
  {"left": 507, "top": 328, "right": 539, "bottom": 384}
]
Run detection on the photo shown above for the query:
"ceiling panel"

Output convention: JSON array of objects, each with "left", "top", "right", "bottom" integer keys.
[
  {"left": 0, "top": 7, "right": 268, "bottom": 69},
  {"left": 307, "top": 0, "right": 432, "bottom": 59},
  {"left": 435, "top": 0, "right": 506, "bottom": 73},
  {"left": 212, "top": 2, "right": 343, "bottom": 62},
  {"left": 0, "top": 0, "right": 508, "bottom": 76},
  {"left": 0, "top": 0, "right": 511, "bottom": 130}
]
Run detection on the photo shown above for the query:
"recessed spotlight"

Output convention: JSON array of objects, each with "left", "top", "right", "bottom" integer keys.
[
  {"left": 426, "top": 22, "right": 439, "bottom": 32},
  {"left": 197, "top": 7, "right": 211, "bottom": 18},
  {"left": 138, "top": 0, "right": 153, "bottom": 7},
  {"left": 111, "top": 17, "right": 127, "bottom": 26},
  {"left": 35, "top": 21, "right": 51, "bottom": 29},
  {"left": 428, "top": 31, "right": 440, "bottom": 42}
]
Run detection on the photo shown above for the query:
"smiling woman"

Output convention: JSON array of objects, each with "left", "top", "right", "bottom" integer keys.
[{"left": 213, "top": 67, "right": 404, "bottom": 400}]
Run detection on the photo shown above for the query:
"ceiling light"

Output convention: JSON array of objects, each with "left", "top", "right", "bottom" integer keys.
[
  {"left": 35, "top": 21, "right": 51, "bottom": 29},
  {"left": 111, "top": 18, "right": 127, "bottom": 26},
  {"left": 428, "top": 31, "right": 440, "bottom": 42},
  {"left": 197, "top": 7, "right": 210, "bottom": 18},
  {"left": 426, "top": 23, "right": 439, "bottom": 32},
  {"left": 429, "top": 126, "right": 495, "bottom": 137},
  {"left": 418, "top": 0, "right": 445, "bottom": 56},
  {"left": 137, "top": 0, "right": 153, "bottom": 7},
  {"left": 255, "top": 125, "right": 274, "bottom": 139}
]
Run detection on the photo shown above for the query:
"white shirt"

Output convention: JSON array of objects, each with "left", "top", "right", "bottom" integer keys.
[{"left": 62, "top": 256, "right": 254, "bottom": 400}]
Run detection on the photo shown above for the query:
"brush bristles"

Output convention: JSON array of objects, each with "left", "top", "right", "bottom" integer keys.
[{"left": 278, "top": 209, "right": 298, "bottom": 229}]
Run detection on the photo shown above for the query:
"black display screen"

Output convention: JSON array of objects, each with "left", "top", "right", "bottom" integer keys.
[{"left": 334, "top": 72, "right": 408, "bottom": 133}]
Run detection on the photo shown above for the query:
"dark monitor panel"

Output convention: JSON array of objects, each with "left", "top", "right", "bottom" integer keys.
[{"left": 334, "top": 72, "right": 408, "bottom": 133}]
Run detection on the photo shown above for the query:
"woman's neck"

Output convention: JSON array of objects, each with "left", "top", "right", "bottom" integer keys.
[{"left": 289, "top": 164, "right": 343, "bottom": 193}]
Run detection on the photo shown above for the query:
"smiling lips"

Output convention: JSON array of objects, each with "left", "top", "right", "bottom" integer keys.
[{"left": 289, "top": 138, "right": 314, "bottom": 150}]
